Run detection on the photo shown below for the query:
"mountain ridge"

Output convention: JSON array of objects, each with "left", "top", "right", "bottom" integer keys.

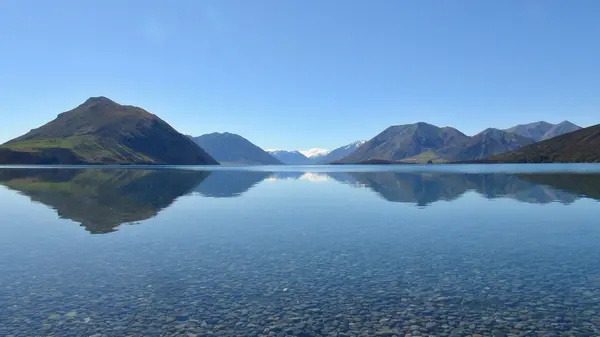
[
  {"left": 475, "top": 123, "right": 600, "bottom": 163},
  {"left": 266, "top": 150, "right": 312, "bottom": 164},
  {"left": 504, "top": 120, "right": 581, "bottom": 141},
  {"left": 336, "top": 121, "right": 582, "bottom": 164},
  {"left": 192, "top": 132, "right": 281, "bottom": 165},
  {"left": 315, "top": 140, "right": 366, "bottom": 164},
  {"left": 0, "top": 97, "right": 219, "bottom": 165},
  {"left": 337, "top": 122, "right": 470, "bottom": 164}
]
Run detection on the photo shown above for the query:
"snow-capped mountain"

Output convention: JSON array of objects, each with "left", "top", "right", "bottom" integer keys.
[
  {"left": 266, "top": 142, "right": 365, "bottom": 164},
  {"left": 315, "top": 140, "right": 366, "bottom": 164},
  {"left": 300, "top": 148, "right": 330, "bottom": 158}
]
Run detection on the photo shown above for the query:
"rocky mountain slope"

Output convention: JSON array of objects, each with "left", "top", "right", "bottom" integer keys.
[{"left": 0, "top": 97, "right": 218, "bottom": 165}]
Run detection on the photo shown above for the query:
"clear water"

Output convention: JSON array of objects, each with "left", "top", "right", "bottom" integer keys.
[{"left": 1, "top": 165, "right": 600, "bottom": 337}]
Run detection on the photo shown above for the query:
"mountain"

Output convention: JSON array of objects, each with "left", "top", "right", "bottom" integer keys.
[
  {"left": 0, "top": 168, "right": 210, "bottom": 234},
  {"left": 267, "top": 150, "right": 312, "bottom": 164},
  {"left": 479, "top": 124, "right": 600, "bottom": 163},
  {"left": 0, "top": 97, "right": 218, "bottom": 165},
  {"left": 504, "top": 121, "right": 581, "bottom": 141},
  {"left": 315, "top": 141, "right": 366, "bottom": 164},
  {"left": 438, "top": 128, "right": 535, "bottom": 161},
  {"left": 542, "top": 121, "right": 582, "bottom": 140},
  {"left": 300, "top": 148, "right": 330, "bottom": 163},
  {"left": 301, "top": 148, "right": 330, "bottom": 159},
  {"left": 191, "top": 132, "right": 281, "bottom": 165},
  {"left": 337, "top": 122, "right": 469, "bottom": 164}
]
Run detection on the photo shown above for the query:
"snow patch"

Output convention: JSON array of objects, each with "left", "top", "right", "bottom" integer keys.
[{"left": 300, "top": 148, "right": 330, "bottom": 158}]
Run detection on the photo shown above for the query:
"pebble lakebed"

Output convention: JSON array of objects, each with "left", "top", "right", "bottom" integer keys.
[{"left": 1, "top": 229, "right": 599, "bottom": 337}]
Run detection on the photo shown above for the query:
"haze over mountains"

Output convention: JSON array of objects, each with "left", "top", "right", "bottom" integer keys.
[
  {"left": 0, "top": 96, "right": 594, "bottom": 165},
  {"left": 266, "top": 150, "right": 312, "bottom": 165},
  {"left": 191, "top": 132, "right": 281, "bottom": 165},
  {"left": 504, "top": 121, "right": 582, "bottom": 142},
  {"left": 267, "top": 141, "right": 366, "bottom": 164}
]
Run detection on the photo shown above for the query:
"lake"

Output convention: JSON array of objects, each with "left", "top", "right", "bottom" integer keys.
[{"left": 1, "top": 165, "right": 600, "bottom": 337}]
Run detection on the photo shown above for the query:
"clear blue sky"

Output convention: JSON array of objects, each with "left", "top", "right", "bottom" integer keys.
[{"left": 1, "top": 0, "right": 599, "bottom": 150}]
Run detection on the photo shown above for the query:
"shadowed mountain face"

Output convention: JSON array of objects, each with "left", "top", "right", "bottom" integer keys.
[
  {"left": 439, "top": 128, "right": 535, "bottom": 161},
  {"left": 504, "top": 121, "right": 581, "bottom": 141},
  {"left": 339, "top": 122, "right": 469, "bottom": 163},
  {"left": 481, "top": 124, "right": 600, "bottom": 163},
  {"left": 336, "top": 121, "right": 585, "bottom": 164},
  {"left": 0, "top": 97, "right": 218, "bottom": 165},
  {"left": 267, "top": 150, "right": 312, "bottom": 164},
  {"left": 0, "top": 168, "right": 210, "bottom": 233},
  {"left": 315, "top": 141, "right": 365, "bottom": 164},
  {"left": 191, "top": 132, "right": 281, "bottom": 165}
]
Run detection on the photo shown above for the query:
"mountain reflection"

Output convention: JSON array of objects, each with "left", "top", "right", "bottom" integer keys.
[
  {"left": 0, "top": 168, "right": 209, "bottom": 234},
  {"left": 345, "top": 172, "right": 581, "bottom": 206},
  {"left": 194, "top": 170, "right": 271, "bottom": 198},
  {"left": 1, "top": 168, "right": 598, "bottom": 234},
  {"left": 266, "top": 171, "right": 597, "bottom": 206}
]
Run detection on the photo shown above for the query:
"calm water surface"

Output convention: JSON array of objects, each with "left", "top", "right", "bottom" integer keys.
[{"left": 1, "top": 165, "right": 600, "bottom": 337}]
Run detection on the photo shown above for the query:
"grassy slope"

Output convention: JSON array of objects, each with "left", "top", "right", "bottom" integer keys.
[
  {"left": 0, "top": 136, "right": 156, "bottom": 164},
  {"left": 0, "top": 97, "right": 219, "bottom": 165},
  {"left": 399, "top": 151, "right": 448, "bottom": 163}
]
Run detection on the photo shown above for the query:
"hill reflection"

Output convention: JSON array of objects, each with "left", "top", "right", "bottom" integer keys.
[
  {"left": 267, "top": 171, "right": 596, "bottom": 206},
  {"left": 1, "top": 168, "right": 598, "bottom": 234},
  {"left": 194, "top": 170, "right": 271, "bottom": 198},
  {"left": 0, "top": 168, "right": 209, "bottom": 234}
]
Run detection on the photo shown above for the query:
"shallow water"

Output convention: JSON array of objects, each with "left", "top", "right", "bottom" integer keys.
[{"left": 1, "top": 165, "right": 600, "bottom": 337}]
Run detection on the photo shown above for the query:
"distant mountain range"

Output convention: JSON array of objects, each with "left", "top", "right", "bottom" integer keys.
[
  {"left": 300, "top": 148, "right": 329, "bottom": 159},
  {"left": 504, "top": 121, "right": 581, "bottom": 142},
  {"left": 335, "top": 121, "right": 581, "bottom": 164},
  {"left": 268, "top": 141, "right": 366, "bottom": 164},
  {"left": 191, "top": 132, "right": 281, "bottom": 165},
  {"left": 0, "top": 97, "right": 218, "bottom": 165},
  {"left": 438, "top": 128, "right": 535, "bottom": 162},
  {"left": 266, "top": 150, "right": 312, "bottom": 164},
  {"left": 0, "top": 96, "right": 592, "bottom": 165},
  {"left": 314, "top": 141, "right": 366, "bottom": 164},
  {"left": 479, "top": 123, "right": 600, "bottom": 163}
]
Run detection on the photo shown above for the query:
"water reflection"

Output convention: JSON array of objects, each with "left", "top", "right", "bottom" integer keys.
[
  {"left": 345, "top": 172, "right": 580, "bottom": 206},
  {"left": 0, "top": 168, "right": 209, "bottom": 234},
  {"left": 1, "top": 168, "right": 599, "bottom": 234},
  {"left": 266, "top": 171, "right": 596, "bottom": 206},
  {"left": 194, "top": 170, "right": 270, "bottom": 198},
  {"left": 1, "top": 166, "right": 600, "bottom": 336}
]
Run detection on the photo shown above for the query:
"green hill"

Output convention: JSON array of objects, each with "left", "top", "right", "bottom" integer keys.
[{"left": 0, "top": 97, "right": 219, "bottom": 165}]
